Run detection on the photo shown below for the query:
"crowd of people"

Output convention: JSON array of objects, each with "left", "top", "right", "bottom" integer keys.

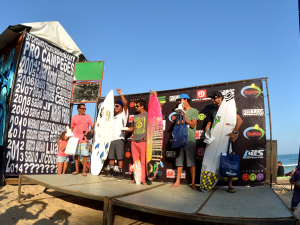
[{"left": 56, "top": 89, "right": 243, "bottom": 192}]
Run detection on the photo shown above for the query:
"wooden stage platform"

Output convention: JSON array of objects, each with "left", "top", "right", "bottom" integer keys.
[{"left": 18, "top": 174, "right": 298, "bottom": 225}]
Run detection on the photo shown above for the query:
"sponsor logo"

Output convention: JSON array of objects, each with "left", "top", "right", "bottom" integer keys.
[
  {"left": 157, "top": 96, "right": 166, "bottom": 104},
  {"left": 212, "top": 116, "right": 221, "bottom": 129},
  {"left": 197, "top": 90, "right": 207, "bottom": 98},
  {"left": 130, "top": 102, "right": 135, "bottom": 107},
  {"left": 257, "top": 173, "right": 264, "bottom": 181},
  {"left": 166, "top": 169, "right": 186, "bottom": 179},
  {"left": 241, "top": 83, "right": 262, "bottom": 97},
  {"left": 129, "top": 164, "right": 133, "bottom": 173},
  {"left": 242, "top": 109, "right": 264, "bottom": 117},
  {"left": 196, "top": 147, "right": 205, "bottom": 158},
  {"left": 243, "top": 124, "right": 265, "bottom": 139},
  {"left": 129, "top": 115, "right": 134, "bottom": 123},
  {"left": 249, "top": 173, "right": 257, "bottom": 181},
  {"left": 224, "top": 92, "right": 234, "bottom": 102},
  {"left": 243, "top": 149, "right": 264, "bottom": 159},
  {"left": 125, "top": 151, "right": 131, "bottom": 158},
  {"left": 169, "top": 95, "right": 180, "bottom": 102},
  {"left": 198, "top": 113, "right": 205, "bottom": 120},
  {"left": 219, "top": 89, "right": 235, "bottom": 96},
  {"left": 168, "top": 112, "right": 178, "bottom": 122},
  {"left": 242, "top": 173, "right": 249, "bottom": 181},
  {"left": 166, "top": 151, "right": 176, "bottom": 158},
  {"left": 195, "top": 130, "right": 205, "bottom": 140}
]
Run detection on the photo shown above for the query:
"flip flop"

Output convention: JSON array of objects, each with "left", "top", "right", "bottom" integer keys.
[
  {"left": 72, "top": 171, "right": 79, "bottom": 175},
  {"left": 228, "top": 188, "right": 236, "bottom": 193},
  {"left": 82, "top": 173, "right": 87, "bottom": 176}
]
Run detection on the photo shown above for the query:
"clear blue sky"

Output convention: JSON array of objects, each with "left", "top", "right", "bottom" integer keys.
[{"left": 1, "top": 1, "right": 299, "bottom": 155}]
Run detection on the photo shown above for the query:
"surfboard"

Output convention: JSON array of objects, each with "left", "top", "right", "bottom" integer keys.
[
  {"left": 200, "top": 92, "right": 236, "bottom": 192},
  {"left": 91, "top": 90, "right": 114, "bottom": 175},
  {"left": 146, "top": 94, "right": 164, "bottom": 181}
]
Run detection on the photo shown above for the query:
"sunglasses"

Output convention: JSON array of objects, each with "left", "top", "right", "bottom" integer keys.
[
  {"left": 115, "top": 104, "right": 121, "bottom": 108},
  {"left": 79, "top": 108, "right": 86, "bottom": 110},
  {"left": 135, "top": 105, "right": 141, "bottom": 108}
]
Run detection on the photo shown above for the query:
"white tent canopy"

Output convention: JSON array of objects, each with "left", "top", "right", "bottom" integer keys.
[{"left": 0, "top": 21, "right": 85, "bottom": 61}]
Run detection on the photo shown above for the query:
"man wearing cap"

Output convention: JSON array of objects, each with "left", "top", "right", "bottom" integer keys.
[
  {"left": 170, "top": 93, "right": 199, "bottom": 190},
  {"left": 71, "top": 103, "right": 94, "bottom": 176},
  {"left": 205, "top": 90, "right": 243, "bottom": 193},
  {"left": 103, "top": 88, "right": 128, "bottom": 181}
]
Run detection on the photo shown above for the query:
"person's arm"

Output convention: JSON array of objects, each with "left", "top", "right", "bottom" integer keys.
[
  {"left": 126, "top": 127, "right": 134, "bottom": 132},
  {"left": 185, "top": 118, "right": 197, "bottom": 129},
  {"left": 117, "top": 88, "right": 128, "bottom": 113},
  {"left": 228, "top": 114, "right": 243, "bottom": 142},
  {"left": 151, "top": 90, "right": 162, "bottom": 110},
  {"left": 57, "top": 140, "right": 67, "bottom": 151},
  {"left": 205, "top": 122, "right": 211, "bottom": 132}
]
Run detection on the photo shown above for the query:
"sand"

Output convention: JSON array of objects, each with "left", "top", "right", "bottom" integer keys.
[{"left": 0, "top": 178, "right": 298, "bottom": 225}]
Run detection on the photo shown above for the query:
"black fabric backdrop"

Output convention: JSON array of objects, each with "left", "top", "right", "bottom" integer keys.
[{"left": 100, "top": 80, "right": 266, "bottom": 186}]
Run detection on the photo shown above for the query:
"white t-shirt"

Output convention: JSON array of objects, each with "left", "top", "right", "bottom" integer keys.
[{"left": 111, "top": 109, "right": 128, "bottom": 141}]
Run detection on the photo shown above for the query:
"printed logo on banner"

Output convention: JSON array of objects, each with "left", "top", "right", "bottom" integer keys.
[
  {"left": 130, "top": 102, "right": 135, "bottom": 107},
  {"left": 168, "top": 112, "right": 178, "bottom": 122},
  {"left": 242, "top": 109, "right": 264, "bottom": 117},
  {"left": 219, "top": 89, "right": 235, "bottom": 96},
  {"left": 195, "top": 130, "right": 205, "bottom": 140},
  {"left": 169, "top": 95, "right": 180, "bottom": 102},
  {"left": 256, "top": 173, "right": 264, "bottom": 181},
  {"left": 129, "top": 164, "right": 133, "bottom": 173},
  {"left": 243, "top": 124, "right": 265, "bottom": 139},
  {"left": 242, "top": 174, "right": 249, "bottom": 181},
  {"left": 243, "top": 149, "right": 264, "bottom": 159},
  {"left": 166, "top": 151, "right": 176, "bottom": 158},
  {"left": 129, "top": 115, "right": 134, "bottom": 123},
  {"left": 198, "top": 113, "right": 205, "bottom": 120},
  {"left": 249, "top": 173, "right": 257, "bottom": 181},
  {"left": 125, "top": 150, "right": 131, "bottom": 158},
  {"left": 196, "top": 147, "right": 205, "bottom": 158},
  {"left": 192, "top": 89, "right": 210, "bottom": 102},
  {"left": 241, "top": 83, "right": 262, "bottom": 97},
  {"left": 166, "top": 169, "right": 186, "bottom": 178},
  {"left": 157, "top": 96, "right": 166, "bottom": 104}
]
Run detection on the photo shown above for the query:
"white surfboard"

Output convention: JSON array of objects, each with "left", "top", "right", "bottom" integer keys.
[
  {"left": 91, "top": 90, "right": 114, "bottom": 175},
  {"left": 200, "top": 92, "right": 236, "bottom": 192}
]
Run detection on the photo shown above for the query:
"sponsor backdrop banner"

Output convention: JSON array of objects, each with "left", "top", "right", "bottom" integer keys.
[
  {"left": 99, "top": 80, "right": 266, "bottom": 186},
  {"left": 4, "top": 33, "right": 77, "bottom": 175}
]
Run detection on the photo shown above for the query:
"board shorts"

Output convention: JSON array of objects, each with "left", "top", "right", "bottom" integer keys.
[
  {"left": 108, "top": 139, "right": 125, "bottom": 160},
  {"left": 175, "top": 142, "right": 196, "bottom": 167},
  {"left": 75, "top": 143, "right": 89, "bottom": 156},
  {"left": 292, "top": 202, "right": 299, "bottom": 207},
  {"left": 57, "top": 156, "right": 69, "bottom": 163}
]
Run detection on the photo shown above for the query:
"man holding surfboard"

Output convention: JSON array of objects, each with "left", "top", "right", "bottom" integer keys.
[
  {"left": 170, "top": 93, "right": 199, "bottom": 190},
  {"left": 205, "top": 91, "right": 243, "bottom": 193},
  {"left": 71, "top": 104, "right": 94, "bottom": 176},
  {"left": 102, "top": 88, "right": 128, "bottom": 181}
]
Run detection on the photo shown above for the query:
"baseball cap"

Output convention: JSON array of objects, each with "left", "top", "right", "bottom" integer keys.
[
  {"left": 115, "top": 100, "right": 124, "bottom": 107},
  {"left": 176, "top": 93, "right": 190, "bottom": 100},
  {"left": 208, "top": 91, "right": 223, "bottom": 98}
]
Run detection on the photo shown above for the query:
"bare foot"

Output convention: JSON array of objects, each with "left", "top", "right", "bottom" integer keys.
[
  {"left": 129, "top": 179, "right": 135, "bottom": 184},
  {"left": 191, "top": 184, "right": 197, "bottom": 190},
  {"left": 170, "top": 182, "right": 180, "bottom": 188},
  {"left": 141, "top": 182, "right": 148, "bottom": 185}
]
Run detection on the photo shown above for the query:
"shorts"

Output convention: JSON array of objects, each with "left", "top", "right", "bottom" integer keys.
[
  {"left": 57, "top": 156, "right": 70, "bottom": 163},
  {"left": 292, "top": 202, "right": 299, "bottom": 207},
  {"left": 108, "top": 139, "right": 125, "bottom": 160},
  {"left": 75, "top": 143, "right": 89, "bottom": 156},
  {"left": 175, "top": 142, "right": 196, "bottom": 167}
]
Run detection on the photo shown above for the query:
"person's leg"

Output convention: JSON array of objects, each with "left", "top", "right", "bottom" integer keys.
[
  {"left": 62, "top": 161, "right": 69, "bottom": 174},
  {"left": 82, "top": 156, "right": 87, "bottom": 175},
  {"left": 115, "top": 140, "right": 125, "bottom": 180},
  {"left": 170, "top": 147, "right": 184, "bottom": 188},
  {"left": 73, "top": 155, "right": 79, "bottom": 174},
  {"left": 130, "top": 142, "right": 139, "bottom": 183},
  {"left": 228, "top": 177, "right": 236, "bottom": 192},
  {"left": 57, "top": 162, "right": 63, "bottom": 174},
  {"left": 291, "top": 202, "right": 298, "bottom": 212},
  {"left": 108, "top": 141, "right": 116, "bottom": 176},
  {"left": 139, "top": 142, "right": 147, "bottom": 184},
  {"left": 190, "top": 166, "right": 196, "bottom": 190}
]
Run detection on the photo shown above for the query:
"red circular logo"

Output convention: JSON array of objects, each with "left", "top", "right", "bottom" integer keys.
[
  {"left": 130, "top": 102, "right": 135, "bottom": 107},
  {"left": 197, "top": 90, "right": 206, "bottom": 98},
  {"left": 242, "top": 173, "right": 249, "bottom": 181},
  {"left": 197, "top": 148, "right": 205, "bottom": 157},
  {"left": 125, "top": 151, "right": 131, "bottom": 158}
]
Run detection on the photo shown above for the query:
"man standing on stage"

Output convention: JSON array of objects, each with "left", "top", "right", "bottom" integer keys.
[
  {"left": 205, "top": 91, "right": 243, "bottom": 193},
  {"left": 103, "top": 88, "right": 128, "bottom": 181},
  {"left": 71, "top": 104, "right": 94, "bottom": 176},
  {"left": 170, "top": 93, "right": 198, "bottom": 190}
]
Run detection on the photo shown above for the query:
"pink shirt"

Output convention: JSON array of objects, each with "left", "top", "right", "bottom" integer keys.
[
  {"left": 71, "top": 114, "right": 94, "bottom": 143},
  {"left": 57, "top": 140, "right": 68, "bottom": 157}
]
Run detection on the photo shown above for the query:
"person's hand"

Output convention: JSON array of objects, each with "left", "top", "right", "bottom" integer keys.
[
  {"left": 90, "top": 128, "right": 94, "bottom": 134},
  {"left": 228, "top": 132, "right": 237, "bottom": 142},
  {"left": 117, "top": 88, "right": 122, "bottom": 94},
  {"left": 152, "top": 91, "right": 157, "bottom": 96}
]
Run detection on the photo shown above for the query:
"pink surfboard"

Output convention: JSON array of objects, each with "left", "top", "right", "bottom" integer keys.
[{"left": 146, "top": 94, "right": 164, "bottom": 181}]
